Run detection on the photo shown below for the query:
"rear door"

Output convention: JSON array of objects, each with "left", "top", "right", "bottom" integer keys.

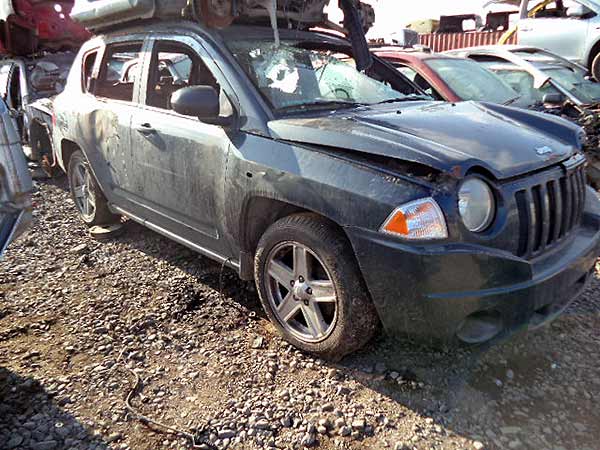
[
  {"left": 129, "top": 34, "right": 236, "bottom": 251},
  {"left": 518, "top": 1, "right": 591, "bottom": 62}
]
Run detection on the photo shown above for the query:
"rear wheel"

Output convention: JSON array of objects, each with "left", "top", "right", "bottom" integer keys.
[
  {"left": 67, "top": 150, "right": 119, "bottom": 226},
  {"left": 255, "top": 213, "right": 379, "bottom": 360}
]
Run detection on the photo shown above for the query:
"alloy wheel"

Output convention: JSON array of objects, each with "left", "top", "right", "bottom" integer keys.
[
  {"left": 71, "top": 160, "right": 96, "bottom": 222},
  {"left": 265, "top": 241, "right": 338, "bottom": 343}
]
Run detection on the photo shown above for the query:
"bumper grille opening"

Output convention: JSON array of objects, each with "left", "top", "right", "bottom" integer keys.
[{"left": 515, "top": 165, "right": 586, "bottom": 259}]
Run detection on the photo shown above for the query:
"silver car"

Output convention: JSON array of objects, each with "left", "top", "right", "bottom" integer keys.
[
  {"left": 448, "top": 45, "right": 600, "bottom": 108},
  {"left": 0, "top": 99, "right": 32, "bottom": 257},
  {"left": 496, "top": 0, "right": 600, "bottom": 80}
]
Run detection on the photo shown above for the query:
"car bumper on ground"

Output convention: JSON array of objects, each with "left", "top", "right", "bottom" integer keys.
[{"left": 346, "top": 200, "right": 600, "bottom": 346}]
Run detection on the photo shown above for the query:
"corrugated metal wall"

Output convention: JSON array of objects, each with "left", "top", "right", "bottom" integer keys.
[{"left": 419, "top": 31, "right": 518, "bottom": 52}]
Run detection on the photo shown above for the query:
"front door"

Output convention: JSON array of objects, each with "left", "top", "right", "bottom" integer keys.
[
  {"left": 129, "top": 35, "right": 235, "bottom": 250},
  {"left": 518, "top": 1, "right": 591, "bottom": 62}
]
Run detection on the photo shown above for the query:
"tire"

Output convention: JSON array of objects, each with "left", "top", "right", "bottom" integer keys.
[
  {"left": 591, "top": 52, "right": 600, "bottom": 82},
  {"left": 67, "top": 150, "right": 119, "bottom": 226},
  {"left": 255, "top": 213, "right": 379, "bottom": 360}
]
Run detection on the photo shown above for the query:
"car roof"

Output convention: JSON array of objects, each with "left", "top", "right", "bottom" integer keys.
[
  {"left": 95, "top": 21, "right": 351, "bottom": 48},
  {"left": 373, "top": 50, "right": 458, "bottom": 63}
]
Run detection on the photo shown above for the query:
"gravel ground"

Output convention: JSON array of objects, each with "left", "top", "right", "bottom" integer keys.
[{"left": 1, "top": 177, "right": 599, "bottom": 450}]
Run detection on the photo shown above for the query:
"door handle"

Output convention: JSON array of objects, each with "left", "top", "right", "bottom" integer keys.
[{"left": 135, "top": 123, "right": 155, "bottom": 134}]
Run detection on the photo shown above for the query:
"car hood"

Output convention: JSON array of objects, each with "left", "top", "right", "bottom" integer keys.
[{"left": 268, "top": 101, "right": 582, "bottom": 180}]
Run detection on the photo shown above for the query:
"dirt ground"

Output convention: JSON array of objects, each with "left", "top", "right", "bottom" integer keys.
[{"left": 1, "top": 177, "right": 599, "bottom": 450}]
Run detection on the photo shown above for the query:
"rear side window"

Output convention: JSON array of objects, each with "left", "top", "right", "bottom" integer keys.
[
  {"left": 96, "top": 42, "right": 143, "bottom": 102},
  {"left": 82, "top": 51, "right": 98, "bottom": 93}
]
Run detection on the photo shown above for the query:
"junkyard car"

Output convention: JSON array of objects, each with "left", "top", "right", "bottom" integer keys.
[
  {"left": 374, "top": 48, "right": 528, "bottom": 106},
  {"left": 0, "top": 52, "right": 76, "bottom": 169},
  {"left": 495, "top": 0, "right": 600, "bottom": 80},
  {"left": 53, "top": 21, "right": 600, "bottom": 359},
  {"left": 448, "top": 46, "right": 600, "bottom": 109},
  {"left": 0, "top": 98, "right": 32, "bottom": 258}
]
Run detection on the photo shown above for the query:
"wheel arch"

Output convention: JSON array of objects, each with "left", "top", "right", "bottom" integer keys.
[
  {"left": 237, "top": 196, "right": 360, "bottom": 280},
  {"left": 587, "top": 38, "right": 600, "bottom": 70},
  {"left": 59, "top": 139, "right": 82, "bottom": 172}
]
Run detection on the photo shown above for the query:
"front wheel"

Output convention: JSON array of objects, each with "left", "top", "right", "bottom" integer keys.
[
  {"left": 255, "top": 213, "right": 379, "bottom": 360},
  {"left": 68, "top": 150, "right": 119, "bottom": 226},
  {"left": 591, "top": 52, "right": 600, "bottom": 81}
]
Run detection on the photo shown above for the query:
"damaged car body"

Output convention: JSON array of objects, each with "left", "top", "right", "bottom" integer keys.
[
  {"left": 0, "top": 98, "right": 32, "bottom": 258},
  {"left": 0, "top": 51, "right": 75, "bottom": 171},
  {"left": 53, "top": 5, "right": 600, "bottom": 357},
  {"left": 447, "top": 46, "right": 600, "bottom": 110}
]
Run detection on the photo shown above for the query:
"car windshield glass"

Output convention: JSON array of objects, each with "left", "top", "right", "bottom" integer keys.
[
  {"left": 227, "top": 40, "right": 410, "bottom": 112},
  {"left": 543, "top": 66, "right": 600, "bottom": 103},
  {"left": 27, "top": 55, "right": 74, "bottom": 96},
  {"left": 427, "top": 58, "right": 518, "bottom": 104}
]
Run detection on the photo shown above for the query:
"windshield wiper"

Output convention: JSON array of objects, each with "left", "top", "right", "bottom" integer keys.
[
  {"left": 277, "top": 100, "right": 367, "bottom": 112},
  {"left": 503, "top": 95, "right": 522, "bottom": 106},
  {"left": 376, "top": 95, "right": 431, "bottom": 105}
]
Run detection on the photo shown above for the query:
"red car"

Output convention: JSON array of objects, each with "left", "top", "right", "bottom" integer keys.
[{"left": 374, "top": 48, "right": 528, "bottom": 107}]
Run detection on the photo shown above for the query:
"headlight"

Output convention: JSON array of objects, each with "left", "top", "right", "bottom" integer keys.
[
  {"left": 380, "top": 198, "right": 448, "bottom": 240},
  {"left": 458, "top": 178, "right": 495, "bottom": 233}
]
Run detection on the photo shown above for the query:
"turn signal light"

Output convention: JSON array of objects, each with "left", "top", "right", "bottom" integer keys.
[{"left": 380, "top": 198, "right": 448, "bottom": 240}]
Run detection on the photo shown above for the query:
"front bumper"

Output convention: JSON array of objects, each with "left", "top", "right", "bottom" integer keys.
[{"left": 345, "top": 195, "right": 600, "bottom": 345}]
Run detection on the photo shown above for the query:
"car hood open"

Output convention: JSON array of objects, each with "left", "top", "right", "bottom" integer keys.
[{"left": 268, "top": 101, "right": 581, "bottom": 180}]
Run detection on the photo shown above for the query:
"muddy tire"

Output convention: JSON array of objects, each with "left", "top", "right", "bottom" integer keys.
[
  {"left": 67, "top": 150, "right": 119, "bottom": 226},
  {"left": 254, "top": 213, "right": 379, "bottom": 361}
]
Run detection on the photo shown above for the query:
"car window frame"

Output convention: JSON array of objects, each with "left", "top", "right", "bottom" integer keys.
[
  {"left": 94, "top": 36, "right": 148, "bottom": 105},
  {"left": 0, "top": 62, "right": 14, "bottom": 102},
  {"left": 139, "top": 33, "right": 239, "bottom": 126},
  {"left": 6, "top": 60, "right": 28, "bottom": 110}
]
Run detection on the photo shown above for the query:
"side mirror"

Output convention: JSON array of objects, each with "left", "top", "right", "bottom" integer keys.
[
  {"left": 543, "top": 93, "right": 566, "bottom": 105},
  {"left": 171, "top": 86, "right": 220, "bottom": 120},
  {"left": 567, "top": 4, "right": 590, "bottom": 17}
]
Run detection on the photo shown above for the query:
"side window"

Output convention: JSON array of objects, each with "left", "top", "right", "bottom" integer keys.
[
  {"left": 146, "top": 41, "right": 232, "bottom": 116},
  {"left": 0, "top": 64, "right": 12, "bottom": 100},
  {"left": 9, "top": 65, "right": 22, "bottom": 109},
  {"left": 394, "top": 64, "right": 419, "bottom": 83},
  {"left": 96, "top": 42, "right": 143, "bottom": 102},
  {"left": 82, "top": 51, "right": 98, "bottom": 93},
  {"left": 394, "top": 63, "right": 437, "bottom": 97}
]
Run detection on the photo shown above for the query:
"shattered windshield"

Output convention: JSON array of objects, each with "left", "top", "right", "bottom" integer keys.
[
  {"left": 543, "top": 66, "right": 600, "bottom": 104},
  {"left": 427, "top": 58, "right": 519, "bottom": 104},
  {"left": 26, "top": 55, "right": 75, "bottom": 97},
  {"left": 227, "top": 40, "right": 411, "bottom": 112}
]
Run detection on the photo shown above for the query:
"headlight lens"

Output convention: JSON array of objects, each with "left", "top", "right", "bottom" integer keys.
[
  {"left": 458, "top": 178, "right": 495, "bottom": 233},
  {"left": 380, "top": 198, "right": 448, "bottom": 240}
]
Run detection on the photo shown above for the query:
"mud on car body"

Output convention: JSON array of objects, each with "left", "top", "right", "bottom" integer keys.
[{"left": 52, "top": 21, "right": 600, "bottom": 359}]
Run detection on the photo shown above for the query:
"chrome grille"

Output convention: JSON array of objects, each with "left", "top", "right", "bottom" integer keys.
[{"left": 515, "top": 165, "right": 586, "bottom": 259}]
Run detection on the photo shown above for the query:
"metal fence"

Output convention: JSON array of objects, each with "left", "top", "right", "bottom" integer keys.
[{"left": 419, "top": 31, "right": 518, "bottom": 52}]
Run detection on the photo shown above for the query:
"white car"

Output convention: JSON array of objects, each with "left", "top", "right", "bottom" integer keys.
[
  {"left": 492, "top": 0, "right": 600, "bottom": 80},
  {"left": 0, "top": 99, "right": 32, "bottom": 257}
]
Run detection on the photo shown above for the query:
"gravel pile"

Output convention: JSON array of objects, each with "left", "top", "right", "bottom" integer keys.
[{"left": 1, "top": 178, "right": 599, "bottom": 450}]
